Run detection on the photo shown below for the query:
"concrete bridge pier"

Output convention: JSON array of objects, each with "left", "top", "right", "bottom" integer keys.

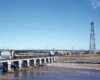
[
  {"left": 34, "top": 59, "right": 36, "bottom": 66},
  {"left": 51, "top": 58, "right": 53, "bottom": 63},
  {"left": 7, "top": 62, "right": 14, "bottom": 72},
  {"left": 0, "top": 51, "right": 1, "bottom": 59},
  {"left": 19, "top": 61, "right": 22, "bottom": 69},
  {"left": 48, "top": 58, "right": 50, "bottom": 63},
  {"left": 44, "top": 58, "right": 46, "bottom": 63},
  {"left": 39, "top": 58, "right": 42, "bottom": 65},
  {"left": 54, "top": 57, "right": 55, "bottom": 61},
  {"left": 27, "top": 60, "right": 30, "bottom": 67}
]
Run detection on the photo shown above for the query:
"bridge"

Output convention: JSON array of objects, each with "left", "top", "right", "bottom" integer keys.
[
  {"left": 0, "top": 56, "right": 56, "bottom": 72},
  {"left": 0, "top": 49, "right": 57, "bottom": 73}
]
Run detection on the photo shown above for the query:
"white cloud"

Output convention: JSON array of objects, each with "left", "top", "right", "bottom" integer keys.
[{"left": 91, "top": 0, "right": 100, "bottom": 9}]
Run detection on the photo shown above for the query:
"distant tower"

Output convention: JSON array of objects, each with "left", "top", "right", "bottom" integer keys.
[{"left": 89, "top": 21, "right": 96, "bottom": 54}]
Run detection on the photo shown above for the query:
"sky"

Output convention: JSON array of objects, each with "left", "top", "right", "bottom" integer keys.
[{"left": 0, "top": 0, "right": 100, "bottom": 50}]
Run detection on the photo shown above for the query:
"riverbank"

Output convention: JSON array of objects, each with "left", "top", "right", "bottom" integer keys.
[{"left": 46, "top": 62, "right": 100, "bottom": 70}]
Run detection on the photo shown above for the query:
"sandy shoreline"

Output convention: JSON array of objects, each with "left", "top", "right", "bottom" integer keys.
[{"left": 46, "top": 62, "right": 100, "bottom": 70}]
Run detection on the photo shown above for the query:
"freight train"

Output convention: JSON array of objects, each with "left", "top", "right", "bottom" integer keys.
[{"left": 13, "top": 50, "right": 54, "bottom": 58}]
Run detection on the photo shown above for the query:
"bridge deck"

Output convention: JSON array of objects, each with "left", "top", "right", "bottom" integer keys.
[{"left": 0, "top": 56, "right": 53, "bottom": 63}]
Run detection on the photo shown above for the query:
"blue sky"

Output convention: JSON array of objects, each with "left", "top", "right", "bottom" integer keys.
[{"left": 0, "top": 0, "right": 100, "bottom": 50}]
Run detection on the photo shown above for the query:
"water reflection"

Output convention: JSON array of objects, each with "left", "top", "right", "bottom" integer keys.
[
  {"left": 14, "top": 71, "right": 20, "bottom": 77},
  {"left": 0, "top": 67, "right": 100, "bottom": 80}
]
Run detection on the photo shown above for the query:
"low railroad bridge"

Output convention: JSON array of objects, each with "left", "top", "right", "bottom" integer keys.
[
  {"left": 0, "top": 49, "right": 58, "bottom": 72},
  {"left": 0, "top": 56, "right": 56, "bottom": 72}
]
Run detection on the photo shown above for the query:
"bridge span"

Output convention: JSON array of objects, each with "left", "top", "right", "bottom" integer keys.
[{"left": 0, "top": 56, "right": 56, "bottom": 72}]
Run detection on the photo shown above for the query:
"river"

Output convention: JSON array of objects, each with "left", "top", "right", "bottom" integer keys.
[{"left": 0, "top": 66, "right": 100, "bottom": 80}]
